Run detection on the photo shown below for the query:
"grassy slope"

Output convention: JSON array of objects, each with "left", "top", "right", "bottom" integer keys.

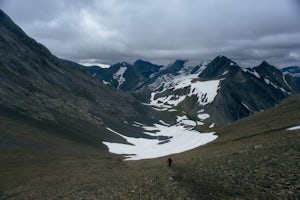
[
  {"left": 0, "top": 96, "right": 299, "bottom": 199},
  {"left": 171, "top": 95, "right": 300, "bottom": 199}
]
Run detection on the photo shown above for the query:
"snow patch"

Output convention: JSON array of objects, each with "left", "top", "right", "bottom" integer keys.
[
  {"left": 286, "top": 125, "right": 300, "bottom": 131},
  {"left": 198, "top": 113, "right": 210, "bottom": 120},
  {"left": 241, "top": 102, "right": 250, "bottom": 111},
  {"left": 113, "top": 66, "right": 127, "bottom": 89},
  {"left": 103, "top": 123, "right": 217, "bottom": 160},
  {"left": 245, "top": 68, "right": 261, "bottom": 79},
  {"left": 222, "top": 70, "right": 229, "bottom": 76},
  {"left": 147, "top": 73, "right": 220, "bottom": 109},
  {"left": 263, "top": 77, "right": 287, "bottom": 93},
  {"left": 103, "top": 80, "right": 110, "bottom": 85},
  {"left": 282, "top": 75, "right": 293, "bottom": 90}
]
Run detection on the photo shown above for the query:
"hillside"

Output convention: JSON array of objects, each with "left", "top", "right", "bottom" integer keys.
[
  {"left": 1, "top": 95, "right": 299, "bottom": 199},
  {"left": 0, "top": 8, "right": 299, "bottom": 199},
  {"left": 0, "top": 9, "right": 160, "bottom": 149},
  {"left": 87, "top": 55, "right": 298, "bottom": 127}
]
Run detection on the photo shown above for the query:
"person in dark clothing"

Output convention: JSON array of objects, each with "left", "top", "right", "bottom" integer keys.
[{"left": 167, "top": 157, "right": 172, "bottom": 167}]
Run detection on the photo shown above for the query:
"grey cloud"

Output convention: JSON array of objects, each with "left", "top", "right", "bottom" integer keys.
[{"left": 2, "top": 0, "right": 300, "bottom": 67}]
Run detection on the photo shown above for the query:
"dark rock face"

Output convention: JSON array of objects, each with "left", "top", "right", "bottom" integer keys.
[
  {"left": 135, "top": 55, "right": 298, "bottom": 126},
  {"left": 198, "top": 55, "right": 240, "bottom": 79},
  {"left": 84, "top": 60, "right": 189, "bottom": 91},
  {"left": 85, "top": 61, "right": 162, "bottom": 91},
  {"left": 0, "top": 9, "right": 158, "bottom": 146},
  {"left": 80, "top": 55, "right": 299, "bottom": 126},
  {"left": 198, "top": 57, "right": 297, "bottom": 124}
]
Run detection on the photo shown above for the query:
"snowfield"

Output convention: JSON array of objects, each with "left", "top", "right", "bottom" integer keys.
[
  {"left": 146, "top": 73, "right": 221, "bottom": 110},
  {"left": 103, "top": 122, "right": 217, "bottom": 161},
  {"left": 102, "top": 64, "right": 220, "bottom": 160}
]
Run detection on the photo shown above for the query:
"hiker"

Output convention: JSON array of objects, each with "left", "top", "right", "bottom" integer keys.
[{"left": 167, "top": 157, "right": 172, "bottom": 167}]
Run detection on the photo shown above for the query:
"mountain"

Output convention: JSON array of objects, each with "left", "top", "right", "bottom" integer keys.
[
  {"left": 1, "top": 8, "right": 298, "bottom": 157},
  {"left": 0, "top": 9, "right": 220, "bottom": 161},
  {"left": 197, "top": 56, "right": 297, "bottom": 124},
  {"left": 85, "top": 54, "right": 298, "bottom": 126},
  {"left": 281, "top": 66, "right": 300, "bottom": 75},
  {"left": 0, "top": 9, "right": 299, "bottom": 199},
  {"left": 135, "top": 56, "right": 298, "bottom": 126},
  {"left": 85, "top": 60, "right": 162, "bottom": 91},
  {"left": 0, "top": 9, "right": 160, "bottom": 149},
  {"left": 281, "top": 66, "right": 300, "bottom": 90}
]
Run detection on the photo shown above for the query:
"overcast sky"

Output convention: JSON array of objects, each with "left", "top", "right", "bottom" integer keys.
[{"left": 1, "top": 0, "right": 300, "bottom": 67}]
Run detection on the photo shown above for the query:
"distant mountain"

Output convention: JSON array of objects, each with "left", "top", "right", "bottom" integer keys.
[
  {"left": 84, "top": 54, "right": 298, "bottom": 126},
  {"left": 136, "top": 56, "right": 298, "bottom": 126},
  {"left": 281, "top": 66, "right": 300, "bottom": 76},
  {"left": 281, "top": 66, "right": 300, "bottom": 90},
  {"left": 0, "top": 9, "right": 159, "bottom": 147},
  {"left": 85, "top": 60, "right": 162, "bottom": 91},
  {"left": 198, "top": 56, "right": 297, "bottom": 124}
]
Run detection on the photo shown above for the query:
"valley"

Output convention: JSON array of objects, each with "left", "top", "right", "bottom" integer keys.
[
  {"left": 0, "top": 8, "right": 299, "bottom": 199},
  {"left": 1, "top": 96, "right": 299, "bottom": 199}
]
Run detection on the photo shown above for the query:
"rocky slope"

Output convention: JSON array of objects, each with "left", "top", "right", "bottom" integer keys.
[
  {"left": 1, "top": 95, "right": 299, "bottom": 200},
  {"left": 85, "top": 60, "right": 162, "bottom": 91},
  {"left": 134, "top": 56, "right": 298, "bottom": 128},
  {"left": 0, "top": 9, "right": 159, "bottom": 147},
  {"left": 198, "top": 56, "right": 297, "bottom": 125},
  {"left": 85, "top": 54, "right": 298, "bottom": 127}
]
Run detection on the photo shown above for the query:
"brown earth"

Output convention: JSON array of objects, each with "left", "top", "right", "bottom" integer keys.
[{"left": 0, "top": 96, "right": 299, "bottom": 199}]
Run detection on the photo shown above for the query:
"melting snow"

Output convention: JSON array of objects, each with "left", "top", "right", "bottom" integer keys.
[
  {"left": 198, "top": 113, "right": 210, "bottom": 120},
  {"left": 103, "top": 123, "right": 217, "bottom": 160},
  {"left": 283, "top": 75, "right": 292, "bottom": 90},
  {"left": 241, "top": 102, "right": 250, "bottom": 111},
  {"left": 103, "top": 80, "right": 110, "bottom": 85},
  {"left": 147, "top": 73, "right": 220, "bottom": 109},
  {"left": 110, "top": 68, "right": 220, "bottom": 160},
  {"left": 222, "top": 70, "right": 229, "bottom": 76},
  {"left": 113, "top": 66, "right": 127, "bottom": 89},
  {"left": 286, "top": 125, "right": 300, "bottom": 131},
  {"left": 263, "top": 77, "right": 287, "bottom": 93},
  {"left": 244, "top": 68, "right": 261, "bottom": 79}
]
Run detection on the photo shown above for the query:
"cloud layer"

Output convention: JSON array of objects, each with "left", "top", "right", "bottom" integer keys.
[{"left": 2, "top": 0, "right": 300, "bottom": 67}]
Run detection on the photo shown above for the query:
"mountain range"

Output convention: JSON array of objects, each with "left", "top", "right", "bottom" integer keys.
[
  {"left": 0, "top": 7, "right": 299, "bottom": 155},
  {"left": 85, "top": 55, "right": 299, "bottom": 126},
  {"left": 1, "top": 9, "right": 300, "bottom": 199}
]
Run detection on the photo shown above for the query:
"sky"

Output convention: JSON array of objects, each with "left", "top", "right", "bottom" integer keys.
[{"left": 1, "top": 0, "right": 300, "bottom": 67}]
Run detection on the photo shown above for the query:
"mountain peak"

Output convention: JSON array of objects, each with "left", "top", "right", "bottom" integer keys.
[
  {"left": 133, "top": 59, "right": 151, "bottom": 66},
  {"left": 199, "top": 55, "right": 240, "bottom": 79},
  {"left": 159, "top": 60, "right": 188, "bottom": 76},
  {"left": 0, "top": 9, "right": 9, "bottom": 20},
  {"left": 260, "top": 60, "right": 270, "bottom": 66},
  {"left": 254, "top": 60, "right": 278, "bottom": 72}
]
